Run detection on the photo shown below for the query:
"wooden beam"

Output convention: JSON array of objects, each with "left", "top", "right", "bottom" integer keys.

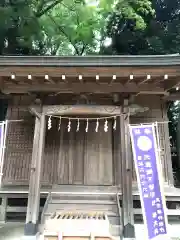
[
  {"left": 42, "top": 105, "right": 122, "bottom": 115},
  {"left": 138, "top": 91, "right": 169, "bottom": 96},
  {"left": 26, "top": 74, "right": 34, "bottom": 84},
  {"left": 164, "top": 79, "right": 180, "bottom": 91},
  {"left": 120, "top": 102, "right": 135, "bottom": 238},
  {"left": 25, "top": 115, "right": 46, "bottom": 236},
  {"left": 138, "top": 75, "right": 151, "bottom": 84},
  {"left": 41, "top": 104, "right": 148, "bottom": 116},
  {"left": 154, "top": 75, "right": 169, "bottom": 86},
  {"left": 45, "top": 75, "right": 55, "bottom": 84},
  {"left": 110, "top": 75, "right": 117, "bottom": 84},
  {"left": 78, "top": 75, "right": 83, "bottom": 82},
  {"left": 29, "top": 106, "right": 41, "bottom": 118},
  {"left": 1, "top": 82, "right": 167, "bottom": 94},
  {"left": 0, "top": 66, "right": 179, "bottom": 77},
  {"left": 163, "top": 93, "right": 180, "bottom": 101},
  {"left": 32, "top": 114, "right": 46, "bottom": 224},
  {"left": 61, "top": 75, "right": 67, "bottom": 83},
  {"left": 26, "top": 117, "right": 41, "bottom": 224}
]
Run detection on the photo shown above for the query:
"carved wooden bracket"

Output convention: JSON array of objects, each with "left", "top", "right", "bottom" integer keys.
[
  {"left": 25, "top": 104, "right": 149, "bottom": 116},
  {"left": 42, "top": 105, "right": 121, "bottom": 116},
  {"left": 29, "top": 106, "right": 41, "bottom": 118}
]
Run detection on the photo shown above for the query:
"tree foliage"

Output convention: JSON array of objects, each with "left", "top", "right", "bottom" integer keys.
[
  {"left": 39, "top": 0, "right": 104, "bottom": 55},
  {"left": 1, "top": 0, "right": 180, "bottom": 56},
  {"left": 104, "top": 0, "right": 180, "bottom": 55},
  {"left": 0, "top": 0, "right": 155, "bottom": 55}
]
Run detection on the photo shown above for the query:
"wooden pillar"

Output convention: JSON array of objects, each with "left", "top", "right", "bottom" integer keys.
[
  {"left": 120, "top": 101, "right": 135, "bottom": 239},
  {"left": 113, "top": 117, "right": 121, "bottom": 186},
  {"left": 24, "top": 114, "right": 46, "bottom": 237}
]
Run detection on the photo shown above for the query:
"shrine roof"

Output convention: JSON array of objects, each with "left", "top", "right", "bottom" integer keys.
[
  {"left": 0, "top": 54, "right": 180, "bottom": 99},
  {"left": 0, "top": 54, "right": 180, "bottom": 66}
]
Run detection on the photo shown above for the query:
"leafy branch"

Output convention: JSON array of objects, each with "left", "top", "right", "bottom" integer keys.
[
  {"left": 35, "top": 0, "right": 63, "bottom": 18},
  {"left": 47, "top": 14, "right": 82, "bottom": 55}
]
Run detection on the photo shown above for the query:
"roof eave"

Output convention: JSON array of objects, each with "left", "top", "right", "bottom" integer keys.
[{"left": 0, "top": 54, "right": 180, "bottom": 67}]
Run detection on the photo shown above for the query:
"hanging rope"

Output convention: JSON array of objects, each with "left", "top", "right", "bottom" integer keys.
[
  {"left": 46, "top": 111, "right": 171, "bottom": 133},
  {"left": 46, "top": 114, "right": 124, "bottom": 120}
]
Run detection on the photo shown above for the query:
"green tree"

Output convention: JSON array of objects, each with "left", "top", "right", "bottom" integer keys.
[
  {"left": 0, "top": 0, "right": 74, "bottom": 55},
  {"left": 39, "top": 0, "right": 117, "bottom": 55},
  {"left": 0, "top": 0, "right": 155, "bottom": 55},
  {"left": 39, "top": 0, "right": 99, "bottom": 55},
  {"left": 101, "top": 0, "right": 155, "bottom": 54},
  {"left": 104, "top": 0, "right": 180, "bottom": 55},
  {"left": 0, "top": 0, "right": 41, "bottom": 54}
]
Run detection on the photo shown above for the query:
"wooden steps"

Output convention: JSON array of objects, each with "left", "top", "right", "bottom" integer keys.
[{"left": 41, "top": 192, "right": 121, "bottom": 238}]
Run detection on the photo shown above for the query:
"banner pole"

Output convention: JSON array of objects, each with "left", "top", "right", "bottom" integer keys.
[
  {"left": 129, "top": 123, "right": 169, "bottom": 240},
  {"left": 152, "top": 123, "right": 169, "bottom": 239}
]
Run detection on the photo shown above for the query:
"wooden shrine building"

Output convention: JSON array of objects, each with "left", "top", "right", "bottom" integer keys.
[{"left": 0, "top": 55, "right": 180, "bottom": 239}]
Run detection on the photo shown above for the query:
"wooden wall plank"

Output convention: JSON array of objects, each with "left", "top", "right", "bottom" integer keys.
[
  {"left": 84, "top": 121, "right": 113, "bottom": 185},
  {"left": 3, "top": 96, "right": 34, "bottom": 185},
  {"left": 130, "top": 96, "right": 172, "bottom": 184},
  {"left": 57, "top": 123, "right": 69, "bottom": 184},
  {"left": 72, "top": 122, "right": 84, "bottom": 185},
  {"left": 2, "top": 95, "right": 172, "bottom": 187}
]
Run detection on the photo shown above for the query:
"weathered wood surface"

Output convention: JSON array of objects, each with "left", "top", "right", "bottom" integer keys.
[
  {"left": 130, "top": 95, "right": 172, "bottom": 183},
  {"left": 2, "top": 95, "right": 172, "bottom": 186},
  {"left": 42, "top": 105, "right": 122, "bottom": 115},
  {"left": 3, "top": 96, "right": 114, "bottom": 186},
  {"left": 3, "top": 97, "right": 34, "bottom": 184},
  {"left": 0, "top": 65, "right": 179, "bottom": 77},
  {"left": 1, "top": 55, "right": 180, "bottom": 96},
  {"left": 43, "top": 120, "right": 114, "bottom": 185},
  {"left": 3, "top": 82, "right": 166, "bottom": 95}
]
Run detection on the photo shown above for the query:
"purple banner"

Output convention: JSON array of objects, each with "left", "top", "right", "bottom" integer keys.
[{"left": 129, "top": 124, "right": 168, "bottom": 240}]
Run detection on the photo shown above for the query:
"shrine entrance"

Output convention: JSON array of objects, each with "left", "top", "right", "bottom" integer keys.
[{"left": 45, "top": 119, "right": 114, "bottom": 186}]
